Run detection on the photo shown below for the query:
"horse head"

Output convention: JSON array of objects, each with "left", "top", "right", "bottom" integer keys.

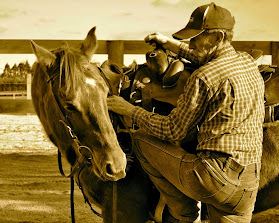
[{"left": 31, "top": 27, "right": 126, "bottom": 181}]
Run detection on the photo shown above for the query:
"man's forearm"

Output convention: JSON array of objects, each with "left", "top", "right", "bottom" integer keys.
[{"left": 162, "top": 38, "right": 182, "bottom": 55}]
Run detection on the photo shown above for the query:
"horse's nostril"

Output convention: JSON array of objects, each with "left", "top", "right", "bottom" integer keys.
[{"left": 106, "top": 163, "right": 113, "bottom": 175}]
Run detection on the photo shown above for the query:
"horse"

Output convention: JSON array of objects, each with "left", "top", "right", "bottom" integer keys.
[{"left": 31, "top": 27, "right": 156, "bottom": 223}]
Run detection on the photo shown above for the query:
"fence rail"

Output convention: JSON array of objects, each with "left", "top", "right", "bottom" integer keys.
[
  {"left": 1, "top": 39, "right": 279, "bottom": 64},
  {"left": 0, "top": 39, "right": 279, "bottom": 113}
]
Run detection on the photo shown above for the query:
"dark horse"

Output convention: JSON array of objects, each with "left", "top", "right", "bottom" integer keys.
[
  {"left": 31, "top": 27, "right": 155, "bottom": 223},
  {"left": 31, "top": 26, "right": 279, "bottom": 222}
]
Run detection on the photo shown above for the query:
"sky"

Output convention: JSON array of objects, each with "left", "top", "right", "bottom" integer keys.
[{"left": 0, "top": 0, "right": 278, "bottom": 69}]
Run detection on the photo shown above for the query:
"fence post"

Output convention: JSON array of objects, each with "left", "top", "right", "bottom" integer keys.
[
  {"left": 107, "top": 40, "right": 124, "bottom": 66},
  {"left": 27, "top": 73, "right": 31, "bottom": 99},
  {"left": 271, "top": 42, "right": 279, "bottom": 66}
]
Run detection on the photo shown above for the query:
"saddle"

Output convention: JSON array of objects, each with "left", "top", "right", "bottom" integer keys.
[
  {"left": 129, "top": 48, "right": 197, "bottom": 112},
  {"left": 260, "top": 64, "right": 279, "bottom": 123},
  {"left": 146, "top": 48, "right": 185, "bottom": 88},
  {"left": 250, "top": 50, "right": 279, "bottom": 122},
  {"left": 100, "top": 60, "right": 136, "bottom": 95}
]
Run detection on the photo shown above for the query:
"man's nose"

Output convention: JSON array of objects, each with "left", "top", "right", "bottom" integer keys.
[
  {"left": 189, "top": 35, "right": 199, "bottom": 49},
  {"left": 189, "top": 39, "right": 195, "bottom": 49}
]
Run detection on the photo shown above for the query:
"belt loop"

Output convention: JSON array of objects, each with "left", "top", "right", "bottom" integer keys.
[
  {"left": 255, "top": 163, "right": 258, "bottom": 178},
  {"left": 238, "top": 166, "right": 245, "bottom": 179},
  {"left": 222, "top": 157, "right": 231, "bottom": 172}
]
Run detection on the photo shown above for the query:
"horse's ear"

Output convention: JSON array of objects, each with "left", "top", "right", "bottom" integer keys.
[
  {"left": 30, "top": 40, "right": 56, "bottom": 66},
  {"left": 80, "top": 26, "right": 98, "bottom": 61}
]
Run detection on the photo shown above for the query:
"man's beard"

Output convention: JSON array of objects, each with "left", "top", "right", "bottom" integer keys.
[{"left": 192, "top": 45, "right": 218, "bottom": 67}]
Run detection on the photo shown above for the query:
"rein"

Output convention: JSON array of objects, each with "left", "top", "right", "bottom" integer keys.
[{"left": 48, "top": 79, "right": 94, "bottom": 179}]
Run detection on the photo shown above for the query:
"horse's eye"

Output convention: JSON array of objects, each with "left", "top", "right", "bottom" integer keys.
[{"left": 65, "top": 103, "right": 77, "bottom": 112}]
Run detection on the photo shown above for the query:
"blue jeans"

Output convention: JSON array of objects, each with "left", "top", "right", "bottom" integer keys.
[{"left": 133, "top": 130, "right": 260, "bottom": 223}]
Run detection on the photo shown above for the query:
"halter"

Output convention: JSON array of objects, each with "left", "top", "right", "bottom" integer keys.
[{"left": 46, "top": 62, "right": 117, "bottom": 173}]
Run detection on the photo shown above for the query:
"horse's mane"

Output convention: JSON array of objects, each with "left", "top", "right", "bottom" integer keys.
[{"left": 51, "top": 44, "right": 87, "bottom": 97}]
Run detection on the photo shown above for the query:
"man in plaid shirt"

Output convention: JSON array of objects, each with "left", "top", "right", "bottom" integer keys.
[{"left": 108, "top": 2, "right": 265, "bottom": 222}]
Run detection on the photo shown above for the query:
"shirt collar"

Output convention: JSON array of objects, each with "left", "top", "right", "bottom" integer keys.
[{"left": 215, "top": 44, "right": 236, "bottom": 58}]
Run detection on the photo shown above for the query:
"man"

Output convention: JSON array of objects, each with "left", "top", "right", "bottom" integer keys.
[{"left": 107, "top": 2, "right": 265, "bottom": 222}]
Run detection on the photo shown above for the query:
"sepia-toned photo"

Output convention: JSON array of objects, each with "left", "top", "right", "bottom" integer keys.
[{"left": 0, "top": 1, "right": 278, "bottom": 222}]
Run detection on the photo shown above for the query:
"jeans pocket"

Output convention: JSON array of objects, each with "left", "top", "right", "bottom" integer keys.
[
  {"left": 182, "top": 159, "right": 235, "bottom": 200},
  {"left": 233, "top": 186, "right": 259, "bottom": 214},
  {"left": 223, "top": 184, "right": 259, "bottom": 215}
]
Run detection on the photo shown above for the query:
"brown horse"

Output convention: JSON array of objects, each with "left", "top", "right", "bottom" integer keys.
[
  {"left": 31, "top": 27, "right": 157, "bottom": 223},
  {"left": 31, "top": 27, "right": 127, "bottom": 182}
]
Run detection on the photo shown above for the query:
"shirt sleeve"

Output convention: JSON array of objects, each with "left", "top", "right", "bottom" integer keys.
[
  {"left": 131, "top": 74, "right": 209, "bottom": 141},
  {"left": 178, "top": 42, "right": 200, "bottom": 65}
]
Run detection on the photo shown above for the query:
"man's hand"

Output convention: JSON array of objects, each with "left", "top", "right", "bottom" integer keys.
[
  {"left": 144, "top": 32, "right": 182, "bottom": 55},
  {"left": 144, "top": 32, "right": 170, "bottom": 46},
  {"left": 107, "top": 95, "right": 135, "bottom": 117}
]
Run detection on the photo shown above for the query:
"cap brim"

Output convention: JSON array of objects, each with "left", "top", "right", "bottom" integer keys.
[{"left": 172, "top": 28, "right": 204, "bottom": 40}]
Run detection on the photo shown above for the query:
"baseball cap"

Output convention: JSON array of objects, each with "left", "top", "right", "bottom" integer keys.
[{"left": 172, "top": 2, "right": 235, "bottom": 40}]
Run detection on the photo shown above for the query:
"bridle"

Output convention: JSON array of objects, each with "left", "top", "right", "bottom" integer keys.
[
  {"left": 45, "top": 62, "right": 122, "bottom": 223},
  {"left": 46, "top": 70, "right": 94, "bottom": 179},
  {"left": 45, "top": 64, "right": 103, "bottom": 221}
]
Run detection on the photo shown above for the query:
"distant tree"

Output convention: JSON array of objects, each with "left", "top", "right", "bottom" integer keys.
[
  {"left": 1, "top": 61, "right": 33, "bottom": 83},
  {"left": 4, "top": 63, "right": 10, "bottom": 70},
  {"left": 1, "top": 63, "right": 10, "bottom": 78},
  {"left": 12, "top": 64, "right": 17, "bottom": 70},
  {"left": 24, "top": 61, "right": 31, "bottom": 72},
  {"left": 9, "top": 64, "right": 17, "bottom": 77},
  {"left": 18, "top": 62, "right": 24, "bottom": 72}
]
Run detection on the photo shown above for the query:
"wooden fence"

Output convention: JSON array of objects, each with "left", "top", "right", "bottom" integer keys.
[{"left": 0, "top": 39, "right": 279, "bottom": 113}]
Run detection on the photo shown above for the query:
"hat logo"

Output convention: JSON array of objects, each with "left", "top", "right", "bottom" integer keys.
[{"left": 189, "top": 17, "right": 194, "bottom": 23}]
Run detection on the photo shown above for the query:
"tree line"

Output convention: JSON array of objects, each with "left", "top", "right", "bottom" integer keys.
[
  {"left": 0, "top": 61, "right": 32, "bottom": 91},
  {"left": 0, "top": 61, "right": 32, "bottom": 84}
]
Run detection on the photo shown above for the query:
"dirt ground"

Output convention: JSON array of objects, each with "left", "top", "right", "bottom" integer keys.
[
  {"left": 0, "top": 153, "right": 102, "bottom": 223},
  {"left": 0, "top": 114, "right": 102, "bottom": 223},
  {"left": 0, "top": 114, "right": 279, "bottom": 223}
]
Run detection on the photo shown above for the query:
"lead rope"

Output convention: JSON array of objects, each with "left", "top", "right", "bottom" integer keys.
[
  {"left": 70, "top": 173, "right": 75, "bottom": 223},
  {"left": 99, "top": 66, "right": 119, "bottom": 223},
  {"left": 112, "top": 113, "right": 118, "bottom": 223},
  {"left": 113, "top": 181, "right": 117, "bottom": 223},
  {"left": 57, "top": 151, "right": 76, "bottom": 223}
]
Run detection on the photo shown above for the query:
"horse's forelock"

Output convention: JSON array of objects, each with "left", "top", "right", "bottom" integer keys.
[{"left": 54, "top": 47, "right": 86, "bottom": 97}]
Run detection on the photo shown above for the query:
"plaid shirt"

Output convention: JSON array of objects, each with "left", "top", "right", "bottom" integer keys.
[{"left": 132, "top": 43, "right": 265, "bottom": 165}]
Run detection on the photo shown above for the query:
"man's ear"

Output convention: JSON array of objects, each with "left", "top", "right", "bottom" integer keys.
[{"left": 216, "top": 31, "right": 225, "bottom": 43}]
